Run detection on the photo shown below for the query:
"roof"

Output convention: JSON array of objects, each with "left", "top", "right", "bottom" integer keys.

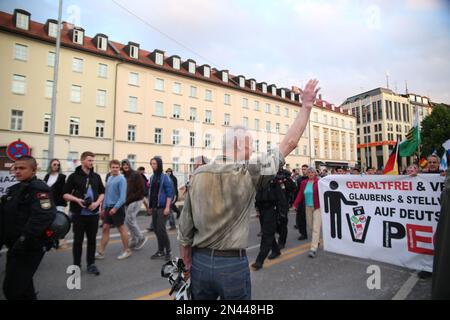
[{"left": 0, "top": 8, "right": 353, "bottom": 117}]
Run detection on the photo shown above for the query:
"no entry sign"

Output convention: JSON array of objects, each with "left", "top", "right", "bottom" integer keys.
[{"left": 6, "top": 140, "right": 31, "bottom": 161}]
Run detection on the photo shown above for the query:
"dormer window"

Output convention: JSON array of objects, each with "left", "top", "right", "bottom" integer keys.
[
  {"left": 280, "top": 89, "right": 286, "bottom": 99},
  {"left": 239, "top": 77, "right": 245, "bottom": 88},
  {"left": 188, "top": 61, "right": 196, "bottom": 74},
  {"left": 155, "top": 52, "right": 164, "bottom": 65},
  {"left": 172, "top": 57, "right": 180, "bottom": 70},
  {"left": 222, "top": 71, "right": 228, "bottom": 83},
  {"left": 73, "top": 29, "right": 84, "bottom": 45},
  {"left": 130, "top": 45, "right": 139, "bottom": 59},
  {"left": 250, "top": 80, "right": 256, "bottom": 91},
  {"left": 262, "top": 83, "right": 267, "bottom": 94},
  {"left": 48, "top": 21, "right": 58, "bottom": 38},
  {"left": 97, "top": 36, "right": 107, "bottom": 51},
  {"left": 15, "top": 10, "right": 30, "bottom": 30},
  {"left": 290, "top": 92, "right": 295, "bottom": 101},
  {"left": 271, "top": 86, "right": 277, "bottom": 96},
  {"left": 203, "top": 66, "right": 210, "bottom": 78}
]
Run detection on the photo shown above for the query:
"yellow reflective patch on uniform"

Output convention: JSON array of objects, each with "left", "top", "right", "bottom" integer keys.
[{"left": 40, "top": 199, "right": 51, "bottom": 209}]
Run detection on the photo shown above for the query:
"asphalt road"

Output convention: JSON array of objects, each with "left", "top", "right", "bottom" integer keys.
[{"left": 0, "top": 210, "right": 432, "bottom": 300}]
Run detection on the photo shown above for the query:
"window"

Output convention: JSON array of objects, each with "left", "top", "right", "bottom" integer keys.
[
  {"left": 172, "top": 104, "right": 181, "bottom": 119},
  {"left": 275, "top": 105, "right": 280, "bottom": 115},
  {"left": 173, "top": 82, "right": 182, "bottom": 94},
  {"left": 48, "top": 51, "right": 56, "bottom": 67},
  {"left": 172, "top": 130, "right": 180, "bottom": 145},
  {"left": 190, "top": 132, "right": 196, "bottom": 147},
  {"left": 188, "top": 61, "right": 196, "bottom": 74},
  {"left": 276, "top": 123, "right": 280, "bottom": 133},
  {"left": 262, "top": 83, "right": 267, "bottom": 94},
  {"left": 43, "top": 113, "right": 51, "bottom": 133},
  {"left": 205, "top": 134, "right": 212, "bottom": 148},
  {"left": 73, "top": 29, "right": 84, "bottom": 45},
  {"left": 243, "top": 117, "right": 249, "bottom": 128},
  {"left": 97, "top": 36, "right": 107, "bottom": 51},
  {"left": 12, "top": 74, "right": 26, "bottom": 94},
  {"left": 14, "top": 44, "right": 28, "bottom": 61},
  {"left": 203, "top": 66, "right": 210, "bottom": 78},
  {"left": 98, "top": 63, "right": 108, "bottom": 78},
  {"left": 127, "top": 125, "right": 136, "bottom": 141},
  {"left": 254, "top": 119, "right": 260, "bottom": 131},
  {"left": 265, "top": 103, "right": 271, "bottom": 113},
  {"left": 254, "top": 101, "right": 260, "bottom": 111},
  {"left": 130, "top": 45, "right": 139, "bottom": 59},
  {"left": 222, "top": 72, "right": 228, "bottom": 82},
  {"left": 224, "top": 94, "right": 231, "bottom": 105},
  {"left": 96, "top": 120, "right": 105, "bottom": 138},
  {"left": 190, "top": 86, "right": 197, "bottom": 98},
  {"left": 127, "top": 155, "right": 136, "bottom": 169},
  {"left": 242, "top": 98, "right": 249, "bottom": 109},
  {"left": 250, "top": 80, "right": 256, "bottom": 91},
  {"left": 154, "top": 101, "right": 164, "bottom": 117},
  {"left": 11, "top": 110, "right": 23, "bottom": 130},
  {"left": 45, "top": 80, "right": 53, "bottom": 98},
  {"left": 285, "top": 124, "right": 289, "bottom": 134},
  {"left": 271, "top": 86, "right": 276, "bottom": 96},
  {"left": 224, "top": 114, "right": 230, "bottom": 126},
  {"left": 48, "top": 22, "right": 58, "bottom": 37},
  {"left": 96, "top": 90, "right": 106, "bottom": 107},
  {"left": 266, "top": 121, "right": 271, "bottom": 132},
  {"left": 154, "top": 128, "right": 162, "bottom": 144},
  {"left": 281, "top": 90, "right": 286, "bottom": 99},
  {"left": 128, "top": 72, "right": 139, "bottom": 86},
  {"left": 172, "top": 157, "right": 180, "bottom": 172},
  {"left": 205, "top": 110, "right": 212, "bottom": 123},
  {"left": 189, "top": 108, "right": 197, "bottom": 121},
  {"left": 239, "top": 77, "right": 245, "bottom": 87},
  {"left": 205, "top": 89, "right": 213, "bottom": 101},
  {"left": 323, "top": 115, "right": 328, "bottom": 124},
  {"left": 155, "top": 78, "right": 164, "bottom": 91},
  {"left": 16, "top": 12, "right": 29, "bottom": 30},
  {"left": 255, "top": 140, "right": 260, "bottom": 152},
  {"left": 303, "top": 145, "right": 308, "bottom": 156},
  {"left": 128, "top": 96, "right": 137, "bottom": 112},
  {"left": 155, "top": 52, "right": 164, "bottom": 65},
  {"left": 267, "top": 141, "right": 272, "bottom": 152},
  {"left": 70, "top": 117, "right": 80, "bottom": 136},
  {"left": 173, "top": 58, "right": 180, "bottom": 70},
  {"left": 70, "top": 85, "right": 81, "bottom": 103}
]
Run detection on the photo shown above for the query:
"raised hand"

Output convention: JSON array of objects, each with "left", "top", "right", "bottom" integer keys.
[{"left": 293, "top": 79, "right": 320, "bottom": 108}]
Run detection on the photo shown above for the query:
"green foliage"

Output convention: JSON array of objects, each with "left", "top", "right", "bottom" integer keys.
[{"left": 421, "top": 105, "right": 450, "bottom": 156}]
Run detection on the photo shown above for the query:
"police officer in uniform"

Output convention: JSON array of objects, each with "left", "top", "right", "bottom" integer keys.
[
  {"left": 251, "top": 174, "right": 289, "bottom": 270},
  {"left": 0, "top": 156, "right": 55, "bottom": 300}
]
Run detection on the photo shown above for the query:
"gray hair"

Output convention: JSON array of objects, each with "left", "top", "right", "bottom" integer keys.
[
  {"left": 222, "top": 125, "right": 251, "bottom": 153},
  {"left": 306, "top": 166, "right": 317, "bottom": 174}
]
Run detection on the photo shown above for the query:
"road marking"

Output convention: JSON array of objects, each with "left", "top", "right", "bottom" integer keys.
[
  {"left": 391, "top": 273, "right": 419, "bottom": 300},
  {"left": 136, "top": 242, "right": 312, "bottom": 300}
]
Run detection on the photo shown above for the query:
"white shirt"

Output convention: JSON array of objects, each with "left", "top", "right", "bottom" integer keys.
[{"left": 47, "top": 173, "right": 58, "bottom": 187}]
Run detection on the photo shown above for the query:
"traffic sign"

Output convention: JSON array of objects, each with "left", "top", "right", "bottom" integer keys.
[{"left": 6, "top": 139, "right": 31, "bottom": 161}]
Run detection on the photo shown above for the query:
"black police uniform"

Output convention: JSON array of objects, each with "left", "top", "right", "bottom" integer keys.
[
  {"left": 254, "top": 178, "right": 288, "bottom": 267},
  {"left": 0, "top": 176, "right": 56, "bottom": 300},
  {"left": 274, "top": 172, "right": 290, "bottom": 248}
]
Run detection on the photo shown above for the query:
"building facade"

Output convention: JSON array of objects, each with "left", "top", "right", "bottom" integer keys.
[
  {"left": 0, "top": 8, "right": 356, "bottom": 179},
  {"left": 341, "top": 88, "right": 432, "bottom": 171}
]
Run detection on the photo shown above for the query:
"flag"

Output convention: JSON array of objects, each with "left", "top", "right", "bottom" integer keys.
[
  {"left": 419, "top": 157, "right": 428, "bottom": 169},
  {"left": 440, "top": 150, "right": 448, "bottom": 171},
  {"left": 399, "top": 115, "right": 420, "bottom": 157},
  {"left": 383, "top": 142, "right": 399, "bottom": 175}
]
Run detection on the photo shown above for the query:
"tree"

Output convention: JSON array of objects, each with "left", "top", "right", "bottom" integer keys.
[{"left": 421, "top": 104, "right": 450, "bottom": 156}]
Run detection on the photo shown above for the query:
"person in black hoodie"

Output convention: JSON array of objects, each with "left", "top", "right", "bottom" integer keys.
[
  {"left": 147, "top": 157, "right": 173, "bottom": 261},
  {"left": 44, "top": 159, "right": 67, "bottom": 212},
  {"left": 63, "top": 152, "right": 105, "bottom": 276}
]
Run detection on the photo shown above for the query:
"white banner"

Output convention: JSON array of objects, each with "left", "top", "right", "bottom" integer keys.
[
  {"left": 318, "top": 174, "right": 445, "bottom": 272},
  {"left": 0, "top": 171, "right": 18, "bottom": 197}
]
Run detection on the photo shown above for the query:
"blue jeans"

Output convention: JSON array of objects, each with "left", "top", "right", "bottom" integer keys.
[{"left": 191, "top": 250, "right": 251, "bottom": 300}]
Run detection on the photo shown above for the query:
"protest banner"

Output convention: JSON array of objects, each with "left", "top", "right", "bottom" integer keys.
[
  {"left": 0, "top": 171, "right": 18, "bottom": 197},
  {"left": 318, "top": 174, "right": 445, "bottom": 272}
]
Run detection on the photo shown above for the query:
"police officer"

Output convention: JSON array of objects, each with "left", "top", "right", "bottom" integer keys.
[
  {"left": 251, "top": 175, "right": 289, "bottom": 270},
  {"left": 0, "top": 156, "right": 56, "bottom": 300},
  {"left": 275, "top": 169, "right": 291, "bottom": 249}
]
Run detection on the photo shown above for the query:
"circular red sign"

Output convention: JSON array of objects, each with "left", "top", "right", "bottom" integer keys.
[{"left": 6, "top": 140, "right": 31, "bottom": 161}]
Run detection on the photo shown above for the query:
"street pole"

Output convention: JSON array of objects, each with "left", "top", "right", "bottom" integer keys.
[{"left": 48, "top": 0, "right": 63, "bottom": 161}]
